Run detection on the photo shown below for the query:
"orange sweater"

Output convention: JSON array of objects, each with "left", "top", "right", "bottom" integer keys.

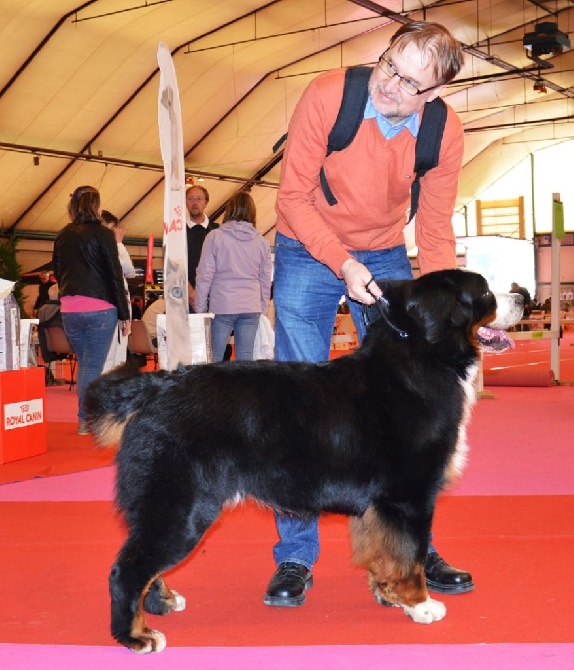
[{"left": 275, "top": 68, "right": 464, "bottom": 276}]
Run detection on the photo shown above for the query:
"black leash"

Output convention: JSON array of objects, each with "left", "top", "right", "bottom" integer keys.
[{"left": 364, "top": 277, "right": 409, "bottom": 339}]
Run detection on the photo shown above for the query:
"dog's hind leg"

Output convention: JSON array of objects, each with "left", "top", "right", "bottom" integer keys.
[
  {"left": 109, "top": 501, "right": 222, "bottom": 653},
  {"left": 110, "top": 563, "right": 167, "bottom": 654},
  {"left": 109, "top": 538, "right": 188, "bottom": 653},
  {"left": 350, "top": 506, "right": 446, "bottom": 624},
  {"left": 109, "top": 549, "right": 167, "bottom": 654}
]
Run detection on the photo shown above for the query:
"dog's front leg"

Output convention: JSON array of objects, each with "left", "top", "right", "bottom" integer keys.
[{"left": 350, "top": 507, "right": 446, "bottom": 624}]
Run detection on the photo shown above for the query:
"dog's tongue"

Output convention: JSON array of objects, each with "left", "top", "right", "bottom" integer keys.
[{"left": 477, "top": 326, "right": 515, "bottom": 353}]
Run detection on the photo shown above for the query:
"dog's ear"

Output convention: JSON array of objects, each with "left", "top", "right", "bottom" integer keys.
[{"left": 405, "top": 278, "right": 473, "bottom": 344}]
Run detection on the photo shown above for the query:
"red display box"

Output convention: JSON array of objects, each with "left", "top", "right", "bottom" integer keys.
[{"left": 0, "top": 367, "right": 47, "bottom": 464}]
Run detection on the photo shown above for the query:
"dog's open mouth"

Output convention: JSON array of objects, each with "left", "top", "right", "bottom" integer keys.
[{"left": 476, "top": 326, "right": 515, "bottom": 353}]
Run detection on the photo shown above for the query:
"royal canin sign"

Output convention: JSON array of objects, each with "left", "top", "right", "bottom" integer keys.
[{"left": 4, "top": 399, "right": 44, "bottom": 430}]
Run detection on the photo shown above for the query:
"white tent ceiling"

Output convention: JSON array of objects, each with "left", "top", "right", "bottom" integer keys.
[{"left": 1, "top": 0, "right": 574, "bottom": 272}]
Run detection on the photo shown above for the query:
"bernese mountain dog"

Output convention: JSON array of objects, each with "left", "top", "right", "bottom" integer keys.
[{"left": 85, "top": 268, "right": 523, "bottom": 653}]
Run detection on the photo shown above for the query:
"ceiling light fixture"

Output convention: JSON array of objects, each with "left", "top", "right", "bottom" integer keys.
[{"left": 523, "top": 22, "right": 571, "bottom": 67}]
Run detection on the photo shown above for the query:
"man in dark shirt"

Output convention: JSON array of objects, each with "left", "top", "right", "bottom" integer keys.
[{"left": 185, "top": 184, "right": 218, "bottom": 313}]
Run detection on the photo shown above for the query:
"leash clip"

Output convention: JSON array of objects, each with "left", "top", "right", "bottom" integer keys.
[{"left": 365, "top": 278, "right": 409, "bottom": 339}]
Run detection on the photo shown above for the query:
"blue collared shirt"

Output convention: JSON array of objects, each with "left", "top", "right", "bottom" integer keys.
[{"left": 364, "top": 97, "right": 420, "bottom": 139}]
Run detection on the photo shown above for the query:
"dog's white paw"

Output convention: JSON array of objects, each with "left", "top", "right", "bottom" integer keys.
[
  {"left": 402, "top": 597, "right": 446, "bottom": 624},
  {"left": 151, "top": 630, "right": 167, "bottom": 652},
  {"left": 172, "top": 590, "right": 186, "bottom": 612},
  {"left": 132, "top": 629, "right": 167, "bottom": 654}
]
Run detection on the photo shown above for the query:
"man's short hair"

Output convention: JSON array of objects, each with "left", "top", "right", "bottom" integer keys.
[
  {"left": 186, "top": 184, "right": 210, "bottom": 203},
  {"left": 390, "top": 21, "right": 464, "bottom": 85}
]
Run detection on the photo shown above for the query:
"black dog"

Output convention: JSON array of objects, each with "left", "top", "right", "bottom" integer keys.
[{"left": 85, "top": 269, "right": 523, "bottom": 653}]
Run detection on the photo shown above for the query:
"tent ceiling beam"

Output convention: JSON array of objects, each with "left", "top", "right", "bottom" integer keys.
[
  {"left": 71, "top": 0, "right": 175, "bottom": 23},
  {"left": 184, "top": 17, "right": 384, "bottom": 54},
  {"left": 0, "top": 142, "right": 278, "bottom": 188}
]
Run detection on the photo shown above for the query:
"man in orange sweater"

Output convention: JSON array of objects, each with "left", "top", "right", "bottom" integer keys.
[{"left": 265, "top": 21, "right": 474, "bottom": 608}]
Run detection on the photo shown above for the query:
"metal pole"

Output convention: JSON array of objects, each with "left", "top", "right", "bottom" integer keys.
[{"left": 550, "top": 193, "right": 561, "bottom": 379}]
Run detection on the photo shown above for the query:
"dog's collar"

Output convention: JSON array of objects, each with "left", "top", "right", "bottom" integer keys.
[{"left": 365, "top": 280, "right": 409, "bottom": 339}]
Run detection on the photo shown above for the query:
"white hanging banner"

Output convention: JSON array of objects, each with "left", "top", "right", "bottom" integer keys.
[{"left": 157, "top": 42, "right": 192, "bottom": 369}]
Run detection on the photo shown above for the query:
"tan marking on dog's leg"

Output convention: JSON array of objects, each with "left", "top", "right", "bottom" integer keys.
[
  {"left": 128, "top": 577, "right": 168, "bottom": 654},
  {"left": 350, "top": 508, "right": 445, "bottom": 624},
  {"left": 379, "top": 563, "right": 445, "bottom": 623}
]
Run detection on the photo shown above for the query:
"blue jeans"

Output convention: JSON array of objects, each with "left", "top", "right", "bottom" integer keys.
[
  {"left": 211, "top": 313, "right": 260, "bottom": 362},
  {"left": 272, "top": 232, "right": 414, "bottom": 569},
  {"left": 61, "top": 308, "right": 118, "bottom": 422}
]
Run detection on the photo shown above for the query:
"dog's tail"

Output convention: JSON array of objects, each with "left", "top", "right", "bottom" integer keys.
[{"left": 85, "top": 360, "right": 158, "bottom": 448}]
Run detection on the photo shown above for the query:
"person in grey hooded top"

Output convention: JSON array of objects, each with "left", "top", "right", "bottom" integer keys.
[{"left": 195, "top": 190, "right": 272, "bottom": 362}]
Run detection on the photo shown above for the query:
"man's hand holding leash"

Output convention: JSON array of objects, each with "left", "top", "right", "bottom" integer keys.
[{"left": 341, "top": 258, "right": 383, "bottom": 304}]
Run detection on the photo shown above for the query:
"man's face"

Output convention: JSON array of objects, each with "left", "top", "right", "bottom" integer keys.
[
  {"left": 368, "top": 41, "right": 443, "bottom": 122},
  {"left": 186, "top": 187, "right": 207, "bottom": 218}
]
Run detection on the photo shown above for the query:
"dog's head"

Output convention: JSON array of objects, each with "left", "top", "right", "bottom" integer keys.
[{"left": 365, "top": 269, "right": 523, "bottom": 353}]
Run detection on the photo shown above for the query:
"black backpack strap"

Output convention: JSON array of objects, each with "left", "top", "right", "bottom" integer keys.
[
  {"left": 273, "top": 133, "right": 287, "bottom": 154},
  {"left": 408, "top": 97, "right": 447, "bottom": 222},
  {"left": 320, "top": 66, "right": 372, "bottom": 206}
]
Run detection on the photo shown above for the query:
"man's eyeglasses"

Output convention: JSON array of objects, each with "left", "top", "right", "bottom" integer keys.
[
  {"left": 377, "top": 51, "right": 439, "bottom": 96},
  {"left": 187, "top": 196, "right": 205, "bottom": 201}
]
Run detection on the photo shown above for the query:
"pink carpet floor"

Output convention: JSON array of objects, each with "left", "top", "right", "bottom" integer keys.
[{"left": 1, "top": 643, "right": 572, "bottom": 670}]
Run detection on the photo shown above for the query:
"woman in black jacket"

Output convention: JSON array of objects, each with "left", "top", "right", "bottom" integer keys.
[{"left": 53, "top": 185, "right": 131, "bottom": 435}]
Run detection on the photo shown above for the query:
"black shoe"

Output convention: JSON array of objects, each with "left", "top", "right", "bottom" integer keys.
[
  {"left": 263, "top": 562, "right": 313, "bottom": 607},
  {"left": 425, "top": 552, "right": 475, "bottom": 594}
]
